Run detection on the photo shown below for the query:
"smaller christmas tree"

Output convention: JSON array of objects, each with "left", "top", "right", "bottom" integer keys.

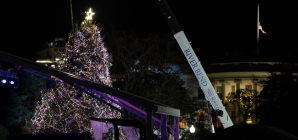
[{"left": 28, "top": 8, "right": 125, "bottom": 139}]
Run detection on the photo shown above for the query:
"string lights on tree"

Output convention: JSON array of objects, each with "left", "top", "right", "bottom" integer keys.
[{"left": 27, "top": 8, "right": 126, "bottom": 139}]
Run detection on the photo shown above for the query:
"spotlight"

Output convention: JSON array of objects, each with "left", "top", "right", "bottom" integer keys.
[
  {"left": 0, "top": 69, "right": 19, "bottom": 88},
  {"left": 9, "top": 80, "right": 19, "bottom": 88},
  {"left": 10, "top": 80, "right": 14, "bottom": 85}
]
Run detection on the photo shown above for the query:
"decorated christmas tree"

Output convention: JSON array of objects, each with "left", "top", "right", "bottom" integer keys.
[{"left": 28, "top": 8, "right": 124, "bottom": 137}]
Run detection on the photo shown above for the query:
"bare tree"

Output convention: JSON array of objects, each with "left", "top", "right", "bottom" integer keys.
[{"left": 103, "top": 25, "right": 189, "bottom": 108}]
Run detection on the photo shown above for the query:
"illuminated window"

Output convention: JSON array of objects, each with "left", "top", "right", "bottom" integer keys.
[
  {"left": 245, "top": 85, "right": 252, "bottom": 91},
  {"left": 216, "top": 86, "right": 223, "bottom": 94},
  {"left": 198, "top": 111, "right": 205, "bottom": 127},
  {"left": 216, "top": 86, "right": 223, "bottom": 100},
  {"left": 179, "top": 115, "right": 186, "bottom": 129},
  {"left": 231, "top": 85, "right": 235, "bottom": 93}
]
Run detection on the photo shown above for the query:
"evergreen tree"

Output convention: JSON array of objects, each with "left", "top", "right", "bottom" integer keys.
[
  {"left": 5, "top": 69, "right": 45, "bottom": 133},
  {"left": 256, "top": 72, "right": 298, "bottom": 136},
  {"left": 28, "top": 8, "right": 123, "bottom": 138}
]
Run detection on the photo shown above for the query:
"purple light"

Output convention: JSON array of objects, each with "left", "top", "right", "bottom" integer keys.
[
  {"left": 90, "top": 120, "right": 113, "bottom": 139},
  {"left": 90, "top": 120, "right": 140, "bottom": 140}
]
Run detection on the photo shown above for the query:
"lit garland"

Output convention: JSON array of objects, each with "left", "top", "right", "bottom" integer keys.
[{"left": 29, "top": 8, "right": 125, "bottom": 139}]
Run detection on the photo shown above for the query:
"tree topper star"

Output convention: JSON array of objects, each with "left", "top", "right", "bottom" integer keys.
[{"left": 85, "top": 8, "right": 95, "bottom": 20}]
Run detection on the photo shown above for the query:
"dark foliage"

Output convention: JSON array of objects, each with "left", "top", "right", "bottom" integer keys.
[
  {"left": 0, "top": 69, "right": 46, "bottom": 133},
  {"left": 102, "top": 25, "right": 212, "bottom": 137},
  {"left": 256, "top": 72, "right": 298, "bottom": 136}
]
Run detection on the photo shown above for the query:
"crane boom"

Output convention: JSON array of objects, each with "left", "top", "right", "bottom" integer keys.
[{"left": 155, "top": 0, "right": 234, "bottom": 129}]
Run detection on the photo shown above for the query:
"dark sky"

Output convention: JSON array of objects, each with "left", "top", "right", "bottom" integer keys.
[{"left": 1, "top": 1, "right": 298, "bottom": 61}]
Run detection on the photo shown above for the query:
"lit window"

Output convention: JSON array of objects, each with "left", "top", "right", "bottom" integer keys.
[
  {"left": 231, "top": 85, "right": 235, "bottom": 93},
  {"left": 245, "top": 85, "right": 252, "bottom": 91}
]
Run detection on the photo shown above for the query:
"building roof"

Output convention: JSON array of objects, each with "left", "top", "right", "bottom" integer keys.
[{"left": 175, "top": 51, "right": 298, "bottom": 74}]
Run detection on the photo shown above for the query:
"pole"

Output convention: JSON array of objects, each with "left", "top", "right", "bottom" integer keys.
[
  {"left": 155, "top": 0, "right": 234, "bottom": 129},
  {"left": 70, "top": 0, "right": 74, "bottom": 33},
  {"left": 206, "top": 101, "right": 215, "bottom": 133},
  {"left": 257, "top": 3, "right": 260, "bottom": 54}
]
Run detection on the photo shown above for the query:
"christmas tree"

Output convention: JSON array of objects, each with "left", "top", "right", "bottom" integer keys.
[{"left": 29, "top": 8, "right": 123, "bottom": 137}]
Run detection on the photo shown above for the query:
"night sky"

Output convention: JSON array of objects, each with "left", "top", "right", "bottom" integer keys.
[{"left": 1, "top": 1, "right": 298, "bottom": 61}]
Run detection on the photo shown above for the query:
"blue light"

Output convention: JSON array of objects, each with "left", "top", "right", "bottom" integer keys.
[{"left": 1, "top": 79, "right": 7, "bottom": 84}]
